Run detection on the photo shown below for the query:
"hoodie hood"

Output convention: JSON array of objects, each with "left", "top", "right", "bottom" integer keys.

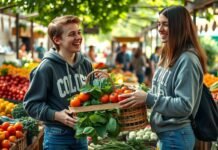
[{"left": 43, "top": 48, "right": 85, "bottom": 69}]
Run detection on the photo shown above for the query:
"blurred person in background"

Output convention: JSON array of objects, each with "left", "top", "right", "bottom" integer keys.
[
  {"left": 119, "top": 6, "right": 207, "bottom": 150},
  {"left": 150, "top": 46, "right": 161, "bottom": 78},
  {"left": 115, "top": 43, "right": 131, "bottom": 71},
  {"left": 131, "top": 48, "right": 146, "bottom": 83},
  {"left": 36, "top": 42, "right": 46, "bottom": 60},
  {"left": 86, "top": 45, "right": 96, "bottom": 63},
  {"left": 18, "top": 43, "right": 28, "bottom": 59}
]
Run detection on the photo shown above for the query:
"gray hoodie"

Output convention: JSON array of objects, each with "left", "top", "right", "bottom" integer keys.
[
  {"left": 23, "top": 49, "right": 93, "bottom": 129},
  {"left": 146, "top": 51, "right": 203, "bottom": 133}
]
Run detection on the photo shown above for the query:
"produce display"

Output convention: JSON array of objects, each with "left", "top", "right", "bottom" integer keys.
[
  {"left": 0, "top": 118, "right": 24, "bottom": 149},
  {"left": 0, "top": 99, "right": 16, "bottom": 118},
  {"left": 0, "top": 74, "right": 29, "bottom": 101},
  {"left": 128, "top": 126, "right": 157, "bottom": 142}
]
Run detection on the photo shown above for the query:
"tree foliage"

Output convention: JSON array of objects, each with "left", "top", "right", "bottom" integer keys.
[{"left": 1, "top": 0, "right": 139, "bottom": 32}]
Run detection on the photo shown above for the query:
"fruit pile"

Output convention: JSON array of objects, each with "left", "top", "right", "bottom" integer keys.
[
  {"left": 0, "top": 122, "right": 24, "bottom": 149},
  {"left": 0, "top": 75, "right": 29, "bottom": 101},
  {"left": 0, "top": 99, "right": 16, "bottom": 118},
  {"left": 204, "top": 73, "right": 218, "bottom": 87},
  {"left": 70, "top": 83, "right": 133, "bottom": 107},
  {"left": 93, "top": 62, "right": 107, "bottom": 70}
]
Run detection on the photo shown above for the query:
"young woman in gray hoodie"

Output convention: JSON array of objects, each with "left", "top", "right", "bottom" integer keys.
[{"left": 119, "top": 6, "right": 207, "bottom": 150}]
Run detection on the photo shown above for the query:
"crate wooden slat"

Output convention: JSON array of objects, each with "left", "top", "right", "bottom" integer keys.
[{"left": 69, "top": 103, "right": 120, "bottom": 113}]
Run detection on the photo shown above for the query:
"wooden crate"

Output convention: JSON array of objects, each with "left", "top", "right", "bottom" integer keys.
[
  {"left": 15, "top": 131, "right": 27, "bottom": 150},
  {"left": 25, "top": 126, "right": 44, "bottom": 150},
  {"left": 194, "top": 140, "right": 212, "bottom": 150}
]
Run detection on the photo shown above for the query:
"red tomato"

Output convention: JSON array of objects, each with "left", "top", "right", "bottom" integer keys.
[
  {"left": 121, "top": 86, "right": 128, "bottom": 92},
  {"left": 7, "top": 126, "right": 16, "bottom": 135},
  {"left": 14, "top": 122, "right": 23, "bottom": 131},
  {"left": 3, "top": 131, "right": 9, "bottom": 139},
  {"left": 1, "top": 140, "right": 10, "bottom": 148},
  {"left": 15, "top": 131, "right": 23, "bottom": 139},
  {"left": 118, "top": 95, "right": 126, "bottom": 102},
  {"left": 78, "top": 93, "right": 90, "bottom": 102},
  {"left": 70, "top": 97, "right": 81, "bottom": 107},
  {"left": 2, "top": 122, "right": 10, "bottom": 130},
  {"left": 8, "top": 136, "right": 16, "bottom": 142},
  {"left": 100, "top": 94, "right": 109, "bottom": 103},
  {"left": 109, "top": 93, "right": 118, "bottom": 103},
  {"left": 114, "top": 89, "right": 123, "bottom": 94}
]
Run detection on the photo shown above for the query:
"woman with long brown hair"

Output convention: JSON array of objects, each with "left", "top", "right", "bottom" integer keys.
[{"left": 119, "top": 6, "right": 207, "bottom": 150}]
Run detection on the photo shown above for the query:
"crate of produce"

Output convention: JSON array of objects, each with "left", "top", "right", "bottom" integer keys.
[
  {"left": 15, "top": 131, "right": 27, "bottom": 150},
  {"left": 69, "top": 70, "right": 148, "bottom": 142}
]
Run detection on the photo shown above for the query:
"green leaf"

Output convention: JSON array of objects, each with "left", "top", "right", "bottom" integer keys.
[
  {"left": 89, "top": 87, "right": 102, "bottom": 99},
  {"left": 106, "top": 117, "right": 121, "bottom": 138},
  {"left": 82, "top": 126, "right": 95, "bottom": 135},
  {"left": 79, "top": 84, "right": 94, "bottom": 93},
  {"left": 77, "top": 116, "right": 90, "bottom": 127},
  {"left": 90, "top": 99, "right": 101, "bottom": 105},
  {"left": 106, "top": 117, "right": 117, "bottom": 133},
  {"left": 83, "top": 101, "right": 91, "bottom": 106},
  {"left": 89, "top": 114, "right": 107, "bottom": 124},
  {"left": 75, "top": 125, "right": 85, "bottom": 138},
  {"left": 95, "top": 125, "right": 107, "bottom": 137}
]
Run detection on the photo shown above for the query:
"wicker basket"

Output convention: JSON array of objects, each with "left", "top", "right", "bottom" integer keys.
[
  {"left": 119, "top": 105, "right": 148, "bottom": 131},
  {"left": 69, "top": 70, "right": 148, "bottom": 131}
]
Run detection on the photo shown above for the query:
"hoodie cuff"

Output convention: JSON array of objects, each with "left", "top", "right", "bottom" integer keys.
[
  {"left": 146, "top": 93, "right": 157, "bottom": 108},
  {"left": 46, "top": 108, "right": 56, "bottom": 121}
]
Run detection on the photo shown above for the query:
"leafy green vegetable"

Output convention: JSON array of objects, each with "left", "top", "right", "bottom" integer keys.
[
  {"left": 83, "top": 126, "right": 95, "bottom": 135},
  {"left": 19, "top": 117, "right": 39, "bottom": 144},
  {"left": 89, "top": 114, "right": 107, "bottom": 124},
  {"left": 12, "top": 103, "right": 28, "bottom": 119}
]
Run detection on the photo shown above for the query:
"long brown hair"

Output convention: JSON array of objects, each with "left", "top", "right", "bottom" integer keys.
[{"left": 158, "top": 6, "right": 207, "bottom": 73}]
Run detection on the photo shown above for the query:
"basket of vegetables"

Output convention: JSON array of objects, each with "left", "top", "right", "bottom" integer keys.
[{"left": 69, "top": 70, "right": 148, "bottom": 142}]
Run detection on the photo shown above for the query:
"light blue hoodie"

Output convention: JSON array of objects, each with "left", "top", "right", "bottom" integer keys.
[{"left": 146, "top": 50, "right": 203, "bottom": 133}]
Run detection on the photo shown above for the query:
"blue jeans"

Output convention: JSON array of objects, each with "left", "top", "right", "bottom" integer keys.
[
  {"left": 43, "top": 126, "right": 88, "bottom": 150},
  {"left": 157, "top": 125, "right": 195, "bottom": 150}
]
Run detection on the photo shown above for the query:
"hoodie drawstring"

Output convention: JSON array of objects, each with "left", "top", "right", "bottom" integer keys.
[{"left": 66, "top": 63, "right": 73, "bottom": 97}]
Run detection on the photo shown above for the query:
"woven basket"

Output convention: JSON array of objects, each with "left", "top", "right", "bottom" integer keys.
[{"left": 69, "top": 70, "right": 148, "bottom": 131}]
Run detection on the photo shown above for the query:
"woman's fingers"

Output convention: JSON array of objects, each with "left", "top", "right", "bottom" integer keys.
[
  {"left": 120, "top": 100, "right": 136, "bottom": 109},
  {"left": 119, "top": 93, "right": 133, "bottom": 98}
]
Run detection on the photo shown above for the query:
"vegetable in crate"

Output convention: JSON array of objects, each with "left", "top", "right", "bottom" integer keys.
[
  {"left": 75, "top": 110, "right": 120, "bottom": 144},
  {"left": 19, "top": 117, "right": 39, "bottom": 144},
  {"left": 11, "top": 103, "right": 28, "bottom": 119}
]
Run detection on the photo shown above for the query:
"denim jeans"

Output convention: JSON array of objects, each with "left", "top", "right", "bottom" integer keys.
[
  {"left": 43, "top": 126, "right": 88, "bottom": 150},
  {"left": 157, "top": 125, "right": 195, "bottom": 150}
]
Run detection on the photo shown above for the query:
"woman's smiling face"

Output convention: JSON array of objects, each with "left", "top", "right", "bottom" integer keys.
[{"left": 157, "top": 14, "right": 169, "bottom": 43}]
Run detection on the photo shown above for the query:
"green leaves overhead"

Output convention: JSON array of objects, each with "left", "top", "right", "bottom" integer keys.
[{"left": 1, "top": 0, "right": 139, "bottom": 32}]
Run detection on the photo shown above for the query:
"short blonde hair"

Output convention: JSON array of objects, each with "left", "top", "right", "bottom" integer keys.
[{"left": 48, "top": 15, "right": 80, "bottom": 50}]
